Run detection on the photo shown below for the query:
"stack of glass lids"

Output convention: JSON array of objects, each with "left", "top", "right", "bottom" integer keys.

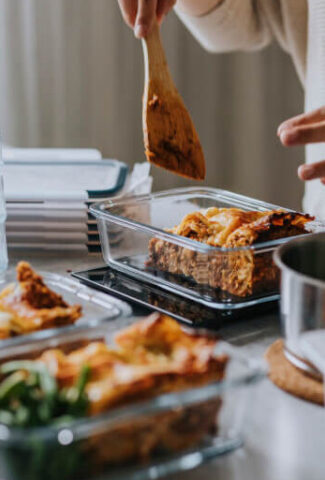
[{"left": 3, "top": 147, "right": 152, "bottom": 253}]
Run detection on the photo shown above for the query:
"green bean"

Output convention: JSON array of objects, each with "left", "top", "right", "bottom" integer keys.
[
  {"left": 0, "top": 361, "right": 90, "bottom": 427},
  {"left": 37, "top": 365, "right": 57, "bottom": 400},
  {"left": 2, "top": 361, "right": 58, "bottom": 404},
  {"left": 75, "top": 365, "right": 90, "bottom": 397},
  {"left": 0, "top": 371, "right": 26, "bottom": 403},
  {"left": 26, "top": 371, "right": 38, "bottom": 388},
  {"left": 63, "top": 365, "right": 90, "bottom": 404},
  {"left": 1, "top": 360, "right": 40, "bottom": 375},
  {"left": 14, "top": 405, "right": 30, "bottom": 426}
]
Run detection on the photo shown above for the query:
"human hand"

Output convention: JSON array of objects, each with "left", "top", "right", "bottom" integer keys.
[
  {"left": 278, "top": 107, "right": 325, "bottom": 184},
  {"left": 117, "top": 0, "right": 176, "bottom": 38}
]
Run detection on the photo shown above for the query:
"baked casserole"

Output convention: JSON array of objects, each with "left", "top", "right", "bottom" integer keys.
[
  {"left": 147, "top": 208, "right": 312, "bottom": 297},
  {"left": 0, "top": 314, "right": 228, "bottom": 471}
]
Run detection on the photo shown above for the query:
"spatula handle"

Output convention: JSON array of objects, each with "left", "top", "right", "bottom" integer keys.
[{"left": 142, "top": 22, "right": 171, "bottom": 85}]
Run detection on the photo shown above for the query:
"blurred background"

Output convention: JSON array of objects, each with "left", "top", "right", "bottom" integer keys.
[{"left": 0, "top": 0, "right": 304, "bottom": 209}]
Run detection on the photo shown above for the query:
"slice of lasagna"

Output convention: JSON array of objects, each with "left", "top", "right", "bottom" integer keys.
[
  {"left": 39, "top": 313, "right": 227, "bottom": 415},
  {"left": 147, "top": 207, "right": 312, "bottom": 297},
  {"left": 0, "top": 262, "right": 81, "bottom": 337}
]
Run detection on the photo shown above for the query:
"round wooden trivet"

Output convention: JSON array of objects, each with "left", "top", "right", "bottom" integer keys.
[{"left": 265, "top": 339, "right": 324, "bottom": 406}]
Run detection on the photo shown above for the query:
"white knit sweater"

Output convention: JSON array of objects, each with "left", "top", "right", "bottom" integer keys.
[{"left": 176, "top": 0, "right": 325, "bottom": 220}]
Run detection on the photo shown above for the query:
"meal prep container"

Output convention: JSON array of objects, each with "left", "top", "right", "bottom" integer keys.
[
  {"left": 0, "top": 271, "right": 131, "bottom": 348},
  {"left": 4, "top": 159, "right": 128, "bottom": 201},
  {"left": 274, "top": 232, "right": 325, "bottom": 376},
  {"left": 90, "top": 187, "right": 315, "bottom": 310},
  {"left": 0, "top": 321, "right": 264, "bottom": 480}
]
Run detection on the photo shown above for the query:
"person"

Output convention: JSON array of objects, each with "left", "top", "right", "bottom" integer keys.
[{"left": 117, "top": 0, "right": 325, "bottom": 219}]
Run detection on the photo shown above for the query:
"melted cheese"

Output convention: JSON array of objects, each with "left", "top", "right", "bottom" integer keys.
[
  {"left": 170, "top": 207, "right": 268, "bottom": 247},
  {"left": 36, "top": 314, "right": 228, "bottom": 415}
]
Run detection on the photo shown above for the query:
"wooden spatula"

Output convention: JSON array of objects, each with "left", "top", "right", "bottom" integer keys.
[{"left": 142, "top": 22, "right": 206, "bottom": 180}]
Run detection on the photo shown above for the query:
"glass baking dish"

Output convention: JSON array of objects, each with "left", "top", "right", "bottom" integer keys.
[
  {"left": 0, "top": 271, "right": 131, "bottom": 348},
  {"left": 0, "top": 321, "right": 264, "bottom": 480},
  {"left": 90, "top": 187, "right": 316, "bottom": 309}
]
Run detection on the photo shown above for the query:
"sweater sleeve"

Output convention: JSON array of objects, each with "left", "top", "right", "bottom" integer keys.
[{"left": 174, "top": 0, "right": 273, "bottom": 53}]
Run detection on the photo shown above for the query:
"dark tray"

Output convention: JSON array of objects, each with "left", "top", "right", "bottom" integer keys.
[{"left": 72, "top": 266, "right": 278, "bottom": 330}]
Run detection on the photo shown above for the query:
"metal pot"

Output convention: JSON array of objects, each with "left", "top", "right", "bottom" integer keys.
[{"left": 273, "top": 232, "right": 325, "bottom": 377}]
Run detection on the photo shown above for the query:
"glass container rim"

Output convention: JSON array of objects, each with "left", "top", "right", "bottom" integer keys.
[{"left": 90, "top": 187, "right": 306, "bottom": 253}]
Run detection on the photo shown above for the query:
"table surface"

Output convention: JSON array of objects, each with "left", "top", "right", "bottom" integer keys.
[{"left": 8, "top": 251, "right": 325, "bottom": 480}]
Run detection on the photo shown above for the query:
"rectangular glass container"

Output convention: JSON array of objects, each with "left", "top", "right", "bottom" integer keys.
[
  {"left": 90, "top": 187, "right": 311, "bottom": 309},
  {"left": 0, "top": 321, "right": 264, "bottom": 480}
]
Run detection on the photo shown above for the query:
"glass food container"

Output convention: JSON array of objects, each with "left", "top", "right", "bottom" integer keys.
[
  {"left": 90, "top": 187, "right": 314, "bottom": 310},
  {"left": 0, "top": 321, "right": 264, "bottom": 480},
  {"left": 0, "top": 270, "right": 131, "bottom": 348}
]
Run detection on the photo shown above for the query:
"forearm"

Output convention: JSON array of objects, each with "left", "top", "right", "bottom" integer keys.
[{"left": 176, "top": 0, "right": 224, "bottom": 17}]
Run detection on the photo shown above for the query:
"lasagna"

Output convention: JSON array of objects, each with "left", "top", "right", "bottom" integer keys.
[
  {"left": 147, "top": 207, "right": 312, "bottom": 297},
  {"left": 0, "top": 262, "right": 81, "bottom": 338},
  {"left": 39, "top": 313, "right": 227, "bottom": 415}
]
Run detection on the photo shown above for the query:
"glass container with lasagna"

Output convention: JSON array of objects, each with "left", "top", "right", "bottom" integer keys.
[
  {"left": 0, "top": 314, "right": 264, "bottom": 480},
  {"left": 90, "top": 187, "right": 320, "bottom": 309},
  {"left": 0, "top": 262, "right": 131, "bottom": 347}
]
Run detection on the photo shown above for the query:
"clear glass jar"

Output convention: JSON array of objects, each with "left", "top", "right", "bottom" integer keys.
[{"left": 0, "top": 141, "right": 8, "bottom": 272}]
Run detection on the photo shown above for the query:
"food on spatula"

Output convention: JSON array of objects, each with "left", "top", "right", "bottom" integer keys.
[{"left": 0, "top": 262, "right": 81, "bottom": 338}]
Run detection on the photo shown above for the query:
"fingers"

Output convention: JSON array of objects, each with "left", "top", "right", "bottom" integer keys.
[
  {"left": 118, "top": 0, "right": 138, "bottom": 28},
  {"left": 134, "top": 0, "right": 158, "bottom": 38},
  {"left": 118, "top": 0, "right": 174, "bottom": 37},
  {"left": 278, "top": 106, "right": 325, "bottom": 137},
  {"left": 156, "top": 0, "right": 176, "bottom": 24},
  {"left": 278, "top": 107, "right": 325, "bottom": 186},
  {"left": 279, "top": 121, "right": 325, "bottom": 147},
  {"left": 298, "top": 161, "right": 325, "bottom": 181}
]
